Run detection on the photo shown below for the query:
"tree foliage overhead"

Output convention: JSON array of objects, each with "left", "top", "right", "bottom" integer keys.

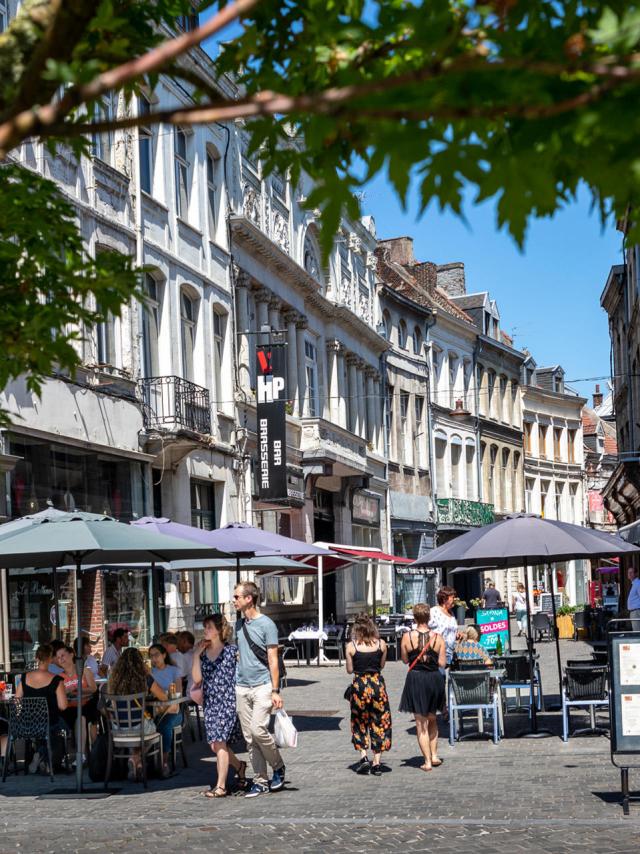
[{"left": 1, "top": 0, "right": 640, "bottom": 415}]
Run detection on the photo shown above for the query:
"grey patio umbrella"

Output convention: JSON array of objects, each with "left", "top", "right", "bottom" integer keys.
[
  {"left": 412, "top": 513, "right": 640, "bottom": 736},
  {"left": 0, "top": 511, "right": 230, "bottom": 793}
]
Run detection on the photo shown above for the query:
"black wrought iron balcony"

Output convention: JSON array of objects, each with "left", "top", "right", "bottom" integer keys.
[{"left": 138, "top": 376, "right": 211, "bottom": 435}]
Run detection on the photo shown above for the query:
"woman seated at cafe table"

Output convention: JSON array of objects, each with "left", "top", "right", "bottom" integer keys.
[
  {"left": 56, "top": 644, "right": 98, "bottom": 764},
  {"left": 453, "top": 627, "right": 492, "bottom": 666},
  {"left": 148, "top": 643, "right": 183, "bottom": 776}
]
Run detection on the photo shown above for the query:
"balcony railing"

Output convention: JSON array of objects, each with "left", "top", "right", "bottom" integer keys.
[
  {"left": 138, "top": 376, "right": 211, "bottom": 435},
  {"left": 436, "top": 497, "right": 495, "bottom": 527}
]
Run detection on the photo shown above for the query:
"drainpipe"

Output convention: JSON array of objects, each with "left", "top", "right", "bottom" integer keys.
[
  {"left": 424, "top": 310, "right": 438, "bottom": 538},
  {"left": 473, "top": 337, "right": 484, "bottom": 502}
]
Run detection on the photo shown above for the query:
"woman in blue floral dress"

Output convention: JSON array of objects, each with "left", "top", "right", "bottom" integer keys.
[{"left": 192, "top": 613, "right": 246, "bottom": 797}]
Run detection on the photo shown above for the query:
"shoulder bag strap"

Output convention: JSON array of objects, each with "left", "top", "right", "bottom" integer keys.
[
  {"left": 407, "top": 632, "right": 431, "bottom": 673},
  {"left": 241, "top": 622, "right": 269, "bottom": 670}
]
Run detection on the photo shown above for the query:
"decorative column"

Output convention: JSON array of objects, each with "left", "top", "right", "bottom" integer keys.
[
  {"left": 336, "top": 344, "right": 347, "bottom": 429},
  {"left": 346, "top": 353, "right": 359, "bottom": 434},
  {"left": 296, "top": 315, "right": 308, "bottom": 417},
  {"left": 365, "top": 368, "right": 376, "bottom": 446},
  {"left": 255, "top": 288, "right": 270, "bottom": 345},
  {"left": 284, "top": 310, "right": 298, "bottom": 415},
  {"left": 357, "top": 360, "right": 367, "bottom": 439},
  {"left": 268, "top": 297, "right": 281, "bottom": 333},
  {"left": 325, "top": 339, "right": 340, "bottom": 423},
  {"left": 234, "top": 266, "right": 251, "bottom": 393},
  {"left": 373, "top": 374, "right": 383, "bottom": 453}
]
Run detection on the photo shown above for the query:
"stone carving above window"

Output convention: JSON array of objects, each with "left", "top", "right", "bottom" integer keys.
[
  {"left": 272, "top": 210, "right": 290, "bottom": 254},
  {"left": 243, "top": 184, "right": 261, "bottom": 228}
]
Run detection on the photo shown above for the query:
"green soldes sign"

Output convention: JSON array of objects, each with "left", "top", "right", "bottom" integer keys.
[{"left": 476, "top": 607, "right": 510, "bottom": 653}]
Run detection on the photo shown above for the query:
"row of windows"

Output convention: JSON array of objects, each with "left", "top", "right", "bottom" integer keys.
[
  {"left": 525, "top": 478, "right": 581, "bottom": 522},
  {"left": 482, "top": 444, "right": 522, "bottom": 512},
  {"left": 387, "top": 387, "right": 427, "bottom": 468},
  {"left": 523, "top": 422, "right": 578, "bottom": 462}
]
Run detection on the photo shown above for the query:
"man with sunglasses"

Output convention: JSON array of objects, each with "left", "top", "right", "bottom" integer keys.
[{"left": 234, "top": 581, "right": 286, "bottom": 798}]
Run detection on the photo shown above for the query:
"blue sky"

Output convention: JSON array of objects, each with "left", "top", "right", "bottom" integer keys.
[{"left": 362, "top": 176, "right": 622, "bottom": 404}]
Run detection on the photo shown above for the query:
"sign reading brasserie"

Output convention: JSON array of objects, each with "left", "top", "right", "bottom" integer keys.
[{"left": 256, "top": 343, "right": 288, "bottom": 501}]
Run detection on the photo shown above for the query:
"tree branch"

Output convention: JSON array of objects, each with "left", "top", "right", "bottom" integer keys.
[{"left": 0, "top": 0, "right": 259, "bottom": 157}]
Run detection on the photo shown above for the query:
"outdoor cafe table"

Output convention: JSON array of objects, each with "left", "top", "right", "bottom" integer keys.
[{"left": 288, "top": 629, "right": 328, "bottom": 666}]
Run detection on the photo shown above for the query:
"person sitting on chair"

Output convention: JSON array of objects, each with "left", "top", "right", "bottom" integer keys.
[{"left": 453, "top": 627, "right": 492, "bottom": 665}]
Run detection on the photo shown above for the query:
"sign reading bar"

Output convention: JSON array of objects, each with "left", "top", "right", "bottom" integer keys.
[{"left": 256, "top": 343, "right": 288, "bottom": 501}]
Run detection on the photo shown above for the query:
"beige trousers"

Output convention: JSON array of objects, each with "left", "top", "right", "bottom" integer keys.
[{"left": 236, "top": 683, "right": 284, "bottom": 785}]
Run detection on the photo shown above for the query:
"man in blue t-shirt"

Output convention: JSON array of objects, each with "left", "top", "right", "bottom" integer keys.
[{"left": 234, "top": 581, "right": 286, "bottom": 798}]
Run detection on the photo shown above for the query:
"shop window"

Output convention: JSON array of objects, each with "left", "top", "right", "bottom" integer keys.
[
  {"left": 103, "top": 568, "right": 153, "bottom": 648},
  {"left": 7, "top": 569, "right": 74, "bottom": 669}
]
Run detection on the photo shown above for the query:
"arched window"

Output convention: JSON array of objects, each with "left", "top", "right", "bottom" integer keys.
[
  {"left": 465, "top": 440, "right": 476, "bottom": 500},
  {"left": 212, "top": 307, "right": 227, "bottom": 407},
  {"left": 398, "top": 319, "right": 408, "bottom": 349},
  {"left": 141, "top": 272, "right": 162, "bottom": 378},
  {"left": 382, "top": 309, "right": 392, "bottom": 341},
  {"left": 180, "top": 290, "right": 197, "bottom": 381},
  {"left": 434, "top": 431, "right": 447, "bottom": 496},
  {"left": 205, "top": 144, "right": 220, "bottom": 238},
  {"left": 450, "top": 435, "right": 462, "bottom": 498},
  {"left": 413, "top": 325, "right": 423, "bottom": 355}
]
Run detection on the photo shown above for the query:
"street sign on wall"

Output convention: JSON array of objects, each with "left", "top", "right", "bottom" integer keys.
[{"left": 256, "top": 343, "right": 288, "bottom": 501}]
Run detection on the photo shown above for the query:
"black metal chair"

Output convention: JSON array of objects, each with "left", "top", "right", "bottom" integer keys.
[
  {"left": 500, "top": 653, "right": 543, "bottom": 714},
  {"left": 279, "top": 624, "right": 301, "bottom": 666},
  {"left": 323, "top": 627, "right": 345, "bottom": 665},
  {"left": 562, "top": 665, "right": 609, "bottom": 742},
  {"left": 103, "top": 692, "right": 162, "bottom": 789},
  {"left": 448, "top": 670, "right": 501, "bottom": 745},
  {"left": 572, "top": 610, "right": 588, "bottom": 641},
  {"left": 2, "top": 697, "right": 55, "bottom": 782},
  {"left": 532, "top": 612, "right": 553, "bottom": 642},
  {"left": 377, "top": 627, "right": 397, "bottom": 661},
  {"left": 455, "top": 658, "right": 490, "bottom": 671},
  {"left": 182, "top": 676, "right": 203, "bottom": 742}
]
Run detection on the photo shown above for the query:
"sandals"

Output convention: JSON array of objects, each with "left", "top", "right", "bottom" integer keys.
[
  {"left": 203, "top": 786, "right": 227, "bottom": 799},
  {"left": 236, "top": 760, "right": 248, "bottom": 786},
  {"left": 420, "top": 763, "right": 433, "bottom": 772},
  {"left": 431, "top": 757, "right": 443, "bottom": 767}
]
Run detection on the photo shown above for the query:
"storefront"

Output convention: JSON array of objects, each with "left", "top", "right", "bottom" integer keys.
[
  {"left": 2, "top": 433, "right": 156, "bottom": 669},
  {"left": 392, "top": 530, "right": 438, "bottom": 611}
]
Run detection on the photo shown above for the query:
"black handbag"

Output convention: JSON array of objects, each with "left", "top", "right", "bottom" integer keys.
[{"left": 343, "top": 684, "right": 354, "bottom": 702}]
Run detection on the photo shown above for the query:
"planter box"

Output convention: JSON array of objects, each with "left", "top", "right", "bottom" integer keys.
[{"left": 556, "top": 614, "right": 574, "bottom": 639}]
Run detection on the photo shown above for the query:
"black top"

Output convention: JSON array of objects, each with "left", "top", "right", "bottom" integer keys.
[
  {"left": 407, "top": 631, "right": 440, "bottom": 672},
  {"left": 22, "top": 672, "right": 62, "bottom": 722},
  {"left": 351, "top": 641, "right": 384, "bottom": 675}
]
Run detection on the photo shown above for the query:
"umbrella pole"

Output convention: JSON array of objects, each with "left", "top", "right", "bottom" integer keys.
[
  {"left": 317, "top": 555, "right": 324, "bottom": 667},
  {"left": 518, "top": 562, "right": 553, "bottom": 738},
  {"left": 74, "top": 555, "right": 84, "bottom": 794},
  {"left": 235, "top": 556, "right": 241, "bottom": 628},
  {"left": 546, "top": 562, "right": 564, "bottom": 711}
]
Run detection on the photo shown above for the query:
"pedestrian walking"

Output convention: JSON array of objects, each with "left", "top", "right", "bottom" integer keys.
[
  {"left": 512, "top": 582, "right": 528, "bottom": 637},
  {"left": 192, "top": 613, "right": 247, "bottom": 798},
  {"left": 482, "top": 581, "right": 502, "bottom": 609},
  {"left": 627, "top": 567, "right": 640, "bottom": 630},
  {"left": 234, "top": 581, "right": 286, "bottom": 799},
  {"left": 345, "top": 613, "right": 392, "bottom": 776},
  {"left": 399, "top": 604, "right": 446, "bottom": 772}
]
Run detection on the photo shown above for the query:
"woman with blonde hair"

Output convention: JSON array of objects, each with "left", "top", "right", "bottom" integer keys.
[
  {"left": 400, "top": 603, "right": 446, "bottom": 772},
  {"left": 192, "top": 613, "right": 246, "bottom": 798},
  {"left": 345, "top": 613, "right": 392, "bottom": 776}
]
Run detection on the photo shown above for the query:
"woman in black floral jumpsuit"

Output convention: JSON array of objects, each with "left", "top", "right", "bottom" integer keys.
[{"left": 345, "top": 613, "right": 392, "bottom": 776}]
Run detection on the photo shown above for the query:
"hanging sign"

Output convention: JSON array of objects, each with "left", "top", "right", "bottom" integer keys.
[{"left": 256, "top": 343, "right": 288, "bottom": 501}]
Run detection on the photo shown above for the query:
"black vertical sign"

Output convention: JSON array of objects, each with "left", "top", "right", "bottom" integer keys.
[{"left": 256, "top": 343, "right": 288, "bottom": 501}]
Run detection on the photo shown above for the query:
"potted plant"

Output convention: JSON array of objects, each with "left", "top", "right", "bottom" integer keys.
[
  {"left": 556, "top": 604, "right": 576, "bottom": 639},
  {"left": 454, "top": 598, "right": 468, "bottom": 625},
  {"left": 470, "top": 597, "right": 483, "bottom": 613}
]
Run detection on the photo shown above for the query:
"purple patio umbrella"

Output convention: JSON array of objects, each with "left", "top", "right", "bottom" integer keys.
[{"left": 412, "top": 514, "right": 640, "bottom": 736}]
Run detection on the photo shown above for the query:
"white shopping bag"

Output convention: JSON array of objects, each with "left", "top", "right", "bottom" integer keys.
[{"left": 274, "top": 709, "right": 298, "bottom": 749}]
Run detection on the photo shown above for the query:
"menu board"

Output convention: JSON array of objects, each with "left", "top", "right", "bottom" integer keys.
[{"left": 610, "top": 634, "right": 640, "bottom": 758}]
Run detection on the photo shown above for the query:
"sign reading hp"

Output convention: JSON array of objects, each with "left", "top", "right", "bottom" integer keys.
[{"left": 256, "top": 344, "right": 288, "bottom": 501}]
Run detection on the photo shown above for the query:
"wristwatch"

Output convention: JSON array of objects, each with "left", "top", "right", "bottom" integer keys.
[{"left": 272, "top": 687, "right": 280, "bottom": 693}]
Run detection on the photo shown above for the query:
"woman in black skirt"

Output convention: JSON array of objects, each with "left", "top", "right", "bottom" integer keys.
[{"left": 399, "top": 603, "right": 446, "bottom": 772}]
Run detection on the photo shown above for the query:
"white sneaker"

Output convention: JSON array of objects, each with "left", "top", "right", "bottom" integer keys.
[{"left": 28, "top": 751, "right": 41, "bottom": 774}]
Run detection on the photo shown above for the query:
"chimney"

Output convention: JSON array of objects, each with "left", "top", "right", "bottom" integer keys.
[
  {"left": 378, "top": 236, "right": 415, "bottom": 266},
  {"left": 436, "top": 262, "right": 466, "bottom": 297},
  {"left": 593, "top": 384, "right": 603, "bottom": 409}
]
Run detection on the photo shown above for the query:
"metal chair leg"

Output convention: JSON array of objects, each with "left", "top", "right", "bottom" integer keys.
[
  {"left": 2, "top": 735, "right": 11, "bottom": 782},
  {"left": 104, "top": 734, "right": 113, "bottom": 790},
  {"left": 46, "top": 734, "right": 54, "bottom": 782}
]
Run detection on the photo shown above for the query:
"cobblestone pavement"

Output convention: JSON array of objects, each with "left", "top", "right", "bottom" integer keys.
[{"left": 1, "top": 631, "right": 638, "bottom": 852}]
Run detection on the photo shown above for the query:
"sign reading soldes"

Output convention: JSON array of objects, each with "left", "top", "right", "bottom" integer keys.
[
  {"left": 476, "top": 607, "right": 510, "bottom": 653},
  {"left": 256, "top": 344, "right": 288, "bottom": 501}
]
